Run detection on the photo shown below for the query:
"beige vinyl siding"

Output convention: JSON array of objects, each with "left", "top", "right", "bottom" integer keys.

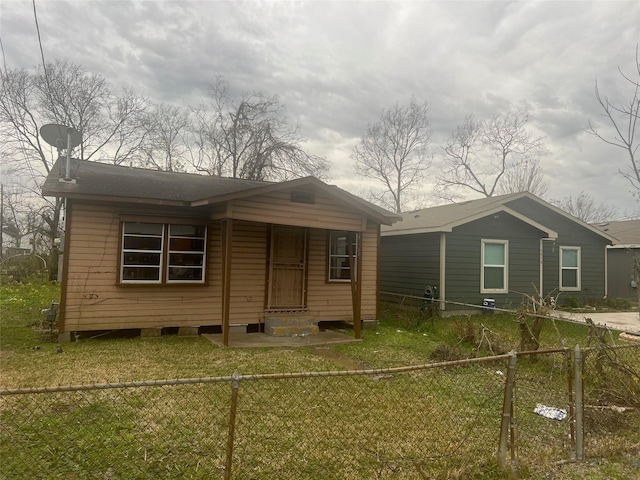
[
  {"left": 63, "top": 203, "right": 221, "bottom": 331},
  {"left": 63, "top": 203, "right": 380, "bottom": 332},
  {"left": 226, "top": 191, "right": 367, "bottom": 231},
  {"left": 227, "top": 221, "right": 268, "bottom": 323},
  {"left": 306, "top": 223, "right": 378, "bottom": 321}
]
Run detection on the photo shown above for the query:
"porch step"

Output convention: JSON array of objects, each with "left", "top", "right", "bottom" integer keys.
[{"left": 264, "top": 316, "right": 319, "bottom": 337}]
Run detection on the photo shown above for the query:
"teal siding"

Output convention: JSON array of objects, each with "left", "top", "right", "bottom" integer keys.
[
  {"left": 379, "top": 196, "right": 611, "bottom": 312},
  {"left": 380, "top": 233, "right": 440, "bottom": 297},
  {"left": 445, "top": 214, "right": 544, "bottom": 311},
  {"left": 607, "top": 248, "right": 639, "bottom": 299},
  {"left": 506, "top": 197, "right": 610, "bottom": 303}
]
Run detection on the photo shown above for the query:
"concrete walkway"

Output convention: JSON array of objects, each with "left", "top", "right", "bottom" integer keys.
[{"left": 554, "top": 310, "right": 640, "bottom": 334}]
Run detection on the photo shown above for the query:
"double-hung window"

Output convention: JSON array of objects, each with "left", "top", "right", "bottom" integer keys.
[
  {"left": 328, "top": 231, "right": 358, "bottom": 282},
  {"left": 121, "top": 222, "right": 206, "bottom": 284},
  {"left": 560, "top": 246, "right": 580, "bottom": 291},
  {"left": 481, "top": 239, "right": 508, "bottom": 293}
]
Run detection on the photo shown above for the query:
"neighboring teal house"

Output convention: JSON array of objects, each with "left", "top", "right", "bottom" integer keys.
[
  {"left": 380, "top": 192, "right": 615, "bottom": 313},
  {"left": 595, "top": 220, "right": 640, "bottom": 300}
]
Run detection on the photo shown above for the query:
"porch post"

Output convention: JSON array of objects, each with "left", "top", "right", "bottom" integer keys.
[
  {"left": 221, "top": 219, "right": 233, "bottom": 347},
  {"left": 348, "top": 231, "right": 362, "bottom": 339}
]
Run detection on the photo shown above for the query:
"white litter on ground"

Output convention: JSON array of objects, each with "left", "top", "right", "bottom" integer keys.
[{"left": 534, "top": 404, "right": 567, "bottom": 421}]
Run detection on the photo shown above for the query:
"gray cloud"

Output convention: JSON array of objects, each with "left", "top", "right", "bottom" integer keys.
[{"left": 1, "top": 0, "right": 638, "bottom": 215}]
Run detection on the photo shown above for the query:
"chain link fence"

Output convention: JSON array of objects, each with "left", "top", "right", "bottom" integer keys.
[{"left": 1, "top": 345, "right": 639, "bottom": 479}]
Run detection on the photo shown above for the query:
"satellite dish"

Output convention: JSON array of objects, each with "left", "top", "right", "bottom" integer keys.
[
  {"left": 40, "top": 124, "right": 82, "bottom": 181},
  {"left": 40, "top": 124, "right": 82, "bottom": 151}
]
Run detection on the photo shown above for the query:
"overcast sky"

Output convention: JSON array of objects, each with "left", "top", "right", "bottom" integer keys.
[{"left": 1, "top": 0, "right": 639, "bottom": 217}]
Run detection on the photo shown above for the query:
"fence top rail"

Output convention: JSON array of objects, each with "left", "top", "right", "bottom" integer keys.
[
  {"left": 4, "top": 345, "right": 633, "bottom": 396},
  {"left": 1, "top": 353, "right": 516, "bottom": 396},
  {"left": 582, "top": 344, "right": 640, "bottom": 353},
  {"left": 381, "top": 291, "right": 640, "bottom": 334},
  {"left": 0, "top": 375, "right": 235, "bottom": 396}
]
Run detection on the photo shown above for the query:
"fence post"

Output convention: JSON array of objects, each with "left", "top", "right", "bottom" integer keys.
[
  {"left": 498, "top": 351, "right": 517, "bottom": 470},
  {"left": 566, "top": 348, "right": 576, "bottom": 460},
  {"left": 225, "top": 370, "right": 241, "bottom": 480},
  {"left": 573, "top": 345, "right": 584, "bottom": 462}
]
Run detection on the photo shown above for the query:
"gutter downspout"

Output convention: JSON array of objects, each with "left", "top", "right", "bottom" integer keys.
[
  {"left": 604, "top": 245, "right": 608, "bottom": 298},
  {"left": 539, "top": 238, "right": 544, "bottom": 299}
]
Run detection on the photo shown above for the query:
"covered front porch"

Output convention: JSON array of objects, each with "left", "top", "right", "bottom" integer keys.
[{"left": 217, "top": 218, "right": 367, "bottom": 346}]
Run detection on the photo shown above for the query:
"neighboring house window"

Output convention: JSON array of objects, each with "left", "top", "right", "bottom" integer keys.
[
  {"left": 560, "top": 246, "right": 581, "bottom": 291},
  {"left": 328, "top": 231, "right": 358, "bottom": 282},
  {"left": 121, "top": 222, "right": 206, "bottom": 284},
  {"left": 481, "top": 240, "right": 508, "bottom": 293}
]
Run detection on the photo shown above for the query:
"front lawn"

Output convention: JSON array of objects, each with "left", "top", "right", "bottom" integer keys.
[{"left": 1, "top": 282, "right": 638, "bottom": 479}]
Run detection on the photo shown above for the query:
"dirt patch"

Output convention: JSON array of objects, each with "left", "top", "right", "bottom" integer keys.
[{"left": 312, "top": 346, "right": 367, "bottom": 370}]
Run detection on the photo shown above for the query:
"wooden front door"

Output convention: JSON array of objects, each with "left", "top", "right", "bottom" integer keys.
[{"left": 268, "top": 227, "right": 307, "bottom": 309}]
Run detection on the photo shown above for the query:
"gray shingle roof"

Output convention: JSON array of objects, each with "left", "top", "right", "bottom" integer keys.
[
  {"left": 42, "top": 158, "right": 400, "bottom": 224},
  {"left": 382, "top": 191, "right": 615, "bottom": 242},
  {"left": 594, "top": 220, "right": 640, "bottom": 245},
  {"left": 383, "top": 193, "right": 527, "bottom": 233},
  {"left": 42, "top": 158, "right": 271, "bottom": 203}
]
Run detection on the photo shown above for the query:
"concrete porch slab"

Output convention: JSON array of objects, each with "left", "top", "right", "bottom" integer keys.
[{"left": 202, "top": 329, "right": 360, "bottom": 348}]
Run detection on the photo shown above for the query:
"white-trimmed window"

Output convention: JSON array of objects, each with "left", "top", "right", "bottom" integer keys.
[
  {"left": 121, "top": 222, "right": 206, "bottom": 284},
  {"left": 560, "top": 246, "right": 581, "bottom": 291},
  {"left": 328, "top": 231, "right": 358, "bottom": 282},
  {"left": 481, "top": 239, "right": 508, "bottom": 293}
]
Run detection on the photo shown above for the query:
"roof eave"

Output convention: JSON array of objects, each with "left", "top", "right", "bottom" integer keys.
[{"left": 41, "top": 189, "right": 190, "bottom": 207}]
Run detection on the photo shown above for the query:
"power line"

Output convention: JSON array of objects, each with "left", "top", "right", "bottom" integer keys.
[
  {"left": 0, "top": 33, "right": 7, "bottom": 74},
  {"left": 32, "top": 0, "right": 50, "bottom": 86}
]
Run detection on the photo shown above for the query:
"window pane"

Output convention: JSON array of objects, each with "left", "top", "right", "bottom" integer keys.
[
  {"left": 330, "top": 257, "right": 352, "bottom": 279},
  {"left": 169, "top": 253, "right": 204, "bottom": 267},
  {"left": 124, "top": 236, "right": 162, "bottom": 251},
  {"left": 562, "top": 249, "right": 578, "bottom": 268},
  {"left": 484, "top": 267, "right": 504, "bottom": 289},
  {"left": 330, "top": 234, "right": 347, "bottom": 256},
  {"left": 122, "top": 267, "right": 160, "bottom": 281},
  {"left": 123, "top": 252, "right": 161, "bottom": 266},
  {"left": 170, "top": 225, "right": 205, "bottom": 237},
  {"left": 169, "top": 238, "right": 205, "bottom": 252},
  {"left": 484, "top": 243, "right": 505, "bottom": 265},
  {"left": 168, "top": 267, "right": 203, "bottom": 281},
  {"left": 562, "top": 269, "right": 578, "bottom": 288},
  {"left": 124, "top": 223, "right": 163, "bottom": 236}
]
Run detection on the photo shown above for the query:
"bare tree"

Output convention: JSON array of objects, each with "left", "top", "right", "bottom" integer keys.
[
  {"left": 437, "top": 111, "right": 545, "bottom": 200},
  {"left": 352, "top": 98, "right": 432, "bottom": 213},
  {"left": 140, "top": 103, "right": 190, "bottom": 172},
  {"left": 34, "top": 60, "right": 149, "bottom": 164},
  {"left": 587, "top": 46, "right": 640, "bottom": 201},
  {"left": 0, "top": 61, "right": 148, "bottom": 273},
  {"left": 551, "top": 191, "right": 619, "bottom": 223},
  {"left": 496, "top": 158, "right": 549, "bottom": 197},
  {"left": 189, "top": 77, "right": 329, "bottom": 181},
  {"left": 0, "top": 184, "right": 49, "bottom": 253}
]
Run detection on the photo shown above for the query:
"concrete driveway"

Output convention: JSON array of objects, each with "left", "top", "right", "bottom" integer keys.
[{"left": 554, "top": 310, "right": 640, "bottom": 334}]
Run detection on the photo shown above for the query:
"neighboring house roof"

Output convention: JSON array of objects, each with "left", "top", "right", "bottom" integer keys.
[
  {"left": 382, "top": 191, "right": 615, "bottom": 242},
  {"left": 595, "top": 219, "right": 640, "bottom": 248},
  {"left": 42, "top": 158, "right": 400, "bottom": 225}
]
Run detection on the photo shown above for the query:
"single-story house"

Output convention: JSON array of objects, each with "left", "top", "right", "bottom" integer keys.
[
  {"left": 380, "top": 192, "right": 615, "bottom": 313},
  {"left": 42, "top": 159, "right": 399, "bottom": 344},
  {"left": 595, "top": 220, "right": 640, "bottom": 300}
]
